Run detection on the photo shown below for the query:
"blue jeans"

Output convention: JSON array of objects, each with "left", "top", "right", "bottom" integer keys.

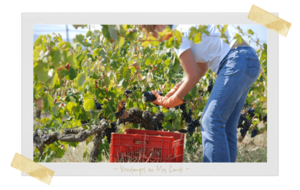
[{"left": 200, "top": 46, "right": 261, "bottom": 162}]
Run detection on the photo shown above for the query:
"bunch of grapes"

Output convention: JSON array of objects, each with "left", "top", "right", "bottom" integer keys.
[
  {"left": 244, "top": 119, "right": 251, "bottom": 128},
  {"left": 102, "top": 122, "right": 117, "bottom": 143},
  {"left": 187, "top": 119, "right": 201, "bottom": 136},
  {"left": 185, "top": 109, "right": 192, "bottom": 123},
  {"left": 174, "top": 99, "right": 186, "bottom": 110},
  {"left": 247, "top": 108, "right": 255, "bottom": 118},
  {"left": 143, "top": 91, "right": 163, "bottom": 102},
  {"left": 153, "top": 122, "right": 163, "bottom": 131},
  {"left": 115, "top": 107, "right": 125, "bottom": 117},
  {"left": 263, "top": 115, "right": 267, "bottom": 122},
  {"left": 81, "top": 120, "right": 88, "bottom": 124},
  {"left": 238, "top": 114, "right": 247, "bottom": 128},
  {"left": 174, "top": 99, "right": 190, "bottom": 122},
  {"left": 208, "top": 79, "right": 213, "bottom": 92},
  {"left": 240, "top": 127, "right": 248, "bottom": 137},
  {"left": 94, "top": 99, "right": 102, "bottom": 110},
  {"left": 124, "top": 89, "right": 133, "bottom": 97},
  {"left": 238, "top": 113, "right": 251, "bottom": 136},
  {"left": 251, "top": 128, "right": 258, "bottom": 138}
]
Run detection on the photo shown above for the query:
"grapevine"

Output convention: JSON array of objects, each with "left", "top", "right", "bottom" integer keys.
[{"left": 33, "top": 24, "right": 267, "bottom": 162}]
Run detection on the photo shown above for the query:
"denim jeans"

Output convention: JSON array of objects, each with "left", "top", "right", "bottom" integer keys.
[{"left": 200, "top": 46, "right": 261, "bottom": 162}]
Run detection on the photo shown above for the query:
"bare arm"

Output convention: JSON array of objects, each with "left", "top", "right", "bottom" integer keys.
[
  {"left": 173, "top": 49, "right": 202, "bottom": 99},
  {"left": 196, "top": 61, "right": 209, "bottom": 80}
]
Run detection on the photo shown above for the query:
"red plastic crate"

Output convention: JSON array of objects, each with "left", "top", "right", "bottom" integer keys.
[{"left": 109, "top": 129, "right": 185, "bottom": 163}]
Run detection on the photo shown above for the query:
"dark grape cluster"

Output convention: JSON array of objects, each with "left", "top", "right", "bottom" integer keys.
[
  {"left": 174, "top": 99, "right": 189, "bottom": 122},
  {"left": 143, "top": 91, "right": 163, "bottom": 102},
  {"left": 174, "top": 99, "right": 186, "bottom": 110},
  {"left": 102, "top": 122, "right": 117, "bottom": 143},
  {"left": 244, "top": 119, "right": 251, "bottom": 128},
  {"left": 133, "top": 86, "right": 137, "bottom": 90},
  {"left": 263, "top": 115, "right": 267, "bottom": 122},
  {"left": 251, "top": 128, "right": 258, "bottom": 138},
  {"left": 238, "top": 115, "right": 247, "bottom": 128},
  {"left": 247, "top": 108, "right": 255, "bottom": 118},
  {"left": 187, "top": 119, "right": 201, "bottom": 136},
  {"left": 94, "top": 99, "right": 102, "bottom": 110},
  {"left": 186, "top": 109, "right": 192, "bottom": 123},
  {"left": 81, "top": 120, "right": 88, "bottom": 124},
  {"left": 153, "top": 122, "right": 163, "bottom": 131},
  {"left": 115, "top": 107, "right": 125, "bottom": 117},
  {"left": 173, "top": 99, "right": 194, "bottom": 124},
  {"left": 240, "top": 127, "right": 248, "bottom": 137},
  {"left": 124, "top": 89, "right": 133, "bottom": 96},
  {"left": 208, "top": 79, "right": 213, "bottom": 92}
]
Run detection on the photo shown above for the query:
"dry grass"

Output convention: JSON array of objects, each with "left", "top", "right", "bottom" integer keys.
[
  {"left": 183, "top": 129, "right": 267, "bottom": 162},
  {"left": 49, "top": 130, "right": 266, "bottom": 163}
]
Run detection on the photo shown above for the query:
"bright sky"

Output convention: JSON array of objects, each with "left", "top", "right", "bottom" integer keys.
[{"left": 33, "top": 24, "right": 267, "bottom": 50}]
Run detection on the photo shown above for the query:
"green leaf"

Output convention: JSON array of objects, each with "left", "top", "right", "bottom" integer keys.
[
  {"left": 141, "top": 41, "right": 149, "bottom": 48},
  {"left": 66, "top": 102, "right": 77, "bottom": 114},
  {"left": 34, "top": 62, "right": 49, "bottom": 83},
  {"left": 69, "top": 66, "right": 77, "bottom": 80},
  {"left": 101, "top": 25, "right": 111, "bottom": 40},
  {"left": 164, "top": 58, "right": 171, "bottom": 66},
  {"left": 58, "top": 41, "right": 70, "bottom": 50},
  {"left": 192, "top": 32, "right": 202, "bottom": 44},
  {"left": 260, "top": 49, "right": 267, "bottom": 62},
  {"left": 76, "top": 34, "right": 85, "bottom": 43},
  {"left": 36, "top": 118, "right": 50, "bottom": 124},
  {"left": 108, "top": 25, "right": 118, "bottom": 41},
  {"left": 127, "top": 100, "right": 134, "bottom": 108},
  {"left": 145, "top": 56, "right": 152, "bottom": 66},
  {"left": 234, "top": 33, "right": 243, "bottom": 44},
  {"left": 49, "top": 71, "right": 58, "bottom": 89},
  {"left": 221, "top": 25, "right": 228, "bottom": 33},
  {"left": 68, "top": 142, "right": 79, "bottom": 148},
  {"left": 83, "top": 97, "right": 95, "bottom": 111},
  {"left": 77, "top": 73, "right": 86, "bottom": 87},
  {"left": 252, "top": 118, "right": 260, "bottom": 125},
  {"left": 50, "top": 46, "right": 60, "bottom": 67},
  {"left": 43, "top": 94, "right": 54, "bottom": 110},
  {"left": 150, "top": 40, "right": 160, "bottom": 47},
  {"left": 103, "top": 75, "right": 110, "bottom": 88},
  {"left": 172, "top": 30, "right": 182, "bottom": 49},
  {"left": 247, "top": 29, "right": 254, "bottom": 35},
  {"left": 118, "top": 37, "right": 125, "bottom": 48},
  {"left": 151, "top": 106, "right": 158, "bottom": 114},
  {"left": 122, "top": 66, "right": 131, "bottom": 81},
  {"left": 34, "top": 35, "right": 45, "bottom": 49},
  {"left": 33, "top": 46, "right": 42, "bottom": 61},
  {"left": 86, "top": 31, "right": 92, "bottom": 37},
  {"left": 109, "top": 60, "right": 120, "bottom": 70}
]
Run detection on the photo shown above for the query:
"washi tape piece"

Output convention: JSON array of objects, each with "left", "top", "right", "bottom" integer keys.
[
  {"left": 11, "top": 153, "right": 54, "bottom": 185},
  {"left": 248, "top": 5, "right": 291, "bottom": 37}
]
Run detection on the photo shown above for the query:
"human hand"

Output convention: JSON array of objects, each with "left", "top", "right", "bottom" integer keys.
[
  {"left": 164, "top": 81, "right": 183, "bottom": 98},
  {"left": 151, "top": 91, "right": 183, "bottom": 109}
]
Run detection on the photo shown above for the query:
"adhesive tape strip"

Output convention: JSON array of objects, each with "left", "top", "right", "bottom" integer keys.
[
  {"left": 248, "top": 4, "right": 293, "bottom": 38},
  {"left": 10, "top": 152, "right": 54, "bottom": 186}
]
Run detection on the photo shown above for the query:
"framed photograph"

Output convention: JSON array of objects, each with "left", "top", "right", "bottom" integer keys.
[{"left": 20, "top": 12, "right": 279, "bottom": 176}]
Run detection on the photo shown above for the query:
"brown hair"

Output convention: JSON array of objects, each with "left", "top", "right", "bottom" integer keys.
[{"left": 136, "top": 25, "right": 157, "bottom": 33}]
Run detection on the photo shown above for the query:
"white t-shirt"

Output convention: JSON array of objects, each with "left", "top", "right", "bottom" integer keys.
[{"left": 172, "top": 25, "right": 237, "bottom": 73}]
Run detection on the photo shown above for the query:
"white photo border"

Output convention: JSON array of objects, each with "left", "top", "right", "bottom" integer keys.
[{"left": 22, "top": 12, "right": 278, "bottom": 176}]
